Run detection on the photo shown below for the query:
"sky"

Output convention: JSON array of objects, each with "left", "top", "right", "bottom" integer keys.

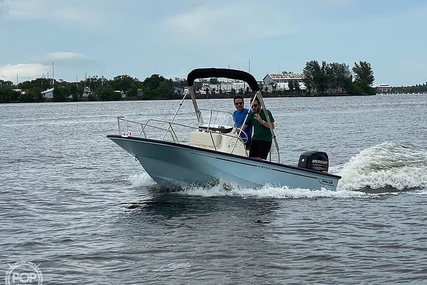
[{"left": 0, "top": 0, "right": 426, "bottom": 87}]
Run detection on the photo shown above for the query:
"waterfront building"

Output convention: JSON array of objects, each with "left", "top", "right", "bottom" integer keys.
[
  {"left": 41, "top": 88, "right": 54, "bottom": 99},
  {"left": 374, "top": 84, "right": 392, "bottom": 94},
  {"left": 263, "top": 72, "right": 307, "bottom": 92}
]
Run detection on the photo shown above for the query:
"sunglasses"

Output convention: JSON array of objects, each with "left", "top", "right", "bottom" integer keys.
[
  {"left": 234, "top": 102, "right": 243, "bottom": 105},
  {"left": 251, "top": 104, "right": 259, "bottom": 108}
]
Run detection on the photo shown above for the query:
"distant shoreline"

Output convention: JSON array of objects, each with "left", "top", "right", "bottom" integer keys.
[
  {"left": 192, "top": 92, "right": 377, "bottom": 100},
  {"left": 2, "top": 92, "right": 425, "bottom": 104},
  {"left": 193, "top": 92, "right": 426, "bottom": 100}
]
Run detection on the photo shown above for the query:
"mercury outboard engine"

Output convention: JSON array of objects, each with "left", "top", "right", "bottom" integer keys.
[{"left": 298, "top": 151, "right": 329, "bottom": 172}]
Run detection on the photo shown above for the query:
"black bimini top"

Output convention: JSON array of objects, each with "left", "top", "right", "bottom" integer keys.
[{"left": 187, "top": 68, "right": 260, "bottom": 92}]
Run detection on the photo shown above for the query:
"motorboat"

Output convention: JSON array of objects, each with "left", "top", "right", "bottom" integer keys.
[{"left": 107, "top": 68, "right": 341, "bottom": 190}]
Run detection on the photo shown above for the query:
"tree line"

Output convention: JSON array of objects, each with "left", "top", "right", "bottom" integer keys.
[
  {"left": 303, "top": 60, "right": 375, "bottom": 95},
  {"left": 0, "top": 74, "right": 185, "bottom": 103},
  {"left": 1, "top": 60, "right": 425, "bottom": 103},
  {"left": 391, "top": 83, "right": 427, "bottom": 94}
]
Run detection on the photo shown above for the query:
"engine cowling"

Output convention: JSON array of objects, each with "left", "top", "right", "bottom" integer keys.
[{"left": 298, "top": 151, "right": 329, "bottom": 172}]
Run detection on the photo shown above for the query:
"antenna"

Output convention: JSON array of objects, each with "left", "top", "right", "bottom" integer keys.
[{"left": 52, "top": 62, "right": 55, "bottom": 86}]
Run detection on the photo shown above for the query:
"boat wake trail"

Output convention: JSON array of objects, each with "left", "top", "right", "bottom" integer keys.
[
  {"left": 180, "top": 182, "right": 365, "bottom": 199},
  {"left": 337, "top": 142, "right": 427, "bottom": 192},
  {"left": 126, "top": 173, "right": 365, "bottom": 199}
]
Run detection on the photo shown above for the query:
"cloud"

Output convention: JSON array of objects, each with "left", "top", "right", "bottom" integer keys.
[
  {"left": 0, "top": 51, "right": 103, "bottom": 82},
  {"left": 5, "top": 0, "right": 104, "bottom": 31},
  {"left": 0, "top": 0, "right": 9, "bottom": 17},
  {"left": 162, "top": 2, "right": 300, "bottom": 44},
  {"left": 52, "top": 6, "right": 104, "bottom": 31},
  {"left": 33, "top": 51, "right": 102, "bottom": 70},
  {"left": 0, "top": 63, "right": 49, "bottom": 82},
  {"left": 6, "top": 0, "right": 46, "bottom": 20},
  {"left": 36, "top": 51, "right": 86, "bottom": 62}
]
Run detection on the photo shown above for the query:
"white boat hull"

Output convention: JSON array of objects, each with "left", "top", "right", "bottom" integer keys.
[{"left": 107, "top": 135, "right": 340, "bottom": 191}]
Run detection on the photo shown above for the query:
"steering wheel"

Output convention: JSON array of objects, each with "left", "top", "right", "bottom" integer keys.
[{"left": 237, "top": 129, "right": 249, "bottom": 143}]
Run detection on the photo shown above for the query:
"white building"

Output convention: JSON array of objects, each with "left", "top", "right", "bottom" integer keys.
[
  {"left": 12, "top": 89, "right": 26, "bottom": 95},
  {"left": 41, "top": 88, "right": 54, "bottom": 99},
  {"left": 263, "top": 72, "right": 307, "bottom": 92},
  {"left": 198, "top": 81, "right": 249, "bottom": 94},
  {"left": 374, "top": 84, "right": 392, "bottom": 94},
  {"left": 82, "top": 86, "right": 92, "bottom": 98},
  {"left": 114, "top": 90, "right": 126, "bottom": 98}
]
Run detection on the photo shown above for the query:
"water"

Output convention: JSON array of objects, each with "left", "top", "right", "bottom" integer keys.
[{"left": 1, "top": 94, "right": 426, "bottom": 284}]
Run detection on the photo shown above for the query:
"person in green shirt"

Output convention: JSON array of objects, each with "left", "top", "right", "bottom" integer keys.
[{"left": 241, "top": 97, "right": 275, "bottom": 160}]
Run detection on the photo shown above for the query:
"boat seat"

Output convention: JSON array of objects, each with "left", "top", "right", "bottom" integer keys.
[{"left": 189, "top": 131, "right": 222, "bottom": 149}]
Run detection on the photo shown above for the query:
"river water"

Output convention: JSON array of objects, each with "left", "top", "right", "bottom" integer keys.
[{"left": 1, "top": 94, "right": 426, "bottom": 284}]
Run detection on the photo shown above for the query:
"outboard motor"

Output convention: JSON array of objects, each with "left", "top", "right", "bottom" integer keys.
[{"left": 298, "top": 151, "right": 329, "bottom": 172}]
